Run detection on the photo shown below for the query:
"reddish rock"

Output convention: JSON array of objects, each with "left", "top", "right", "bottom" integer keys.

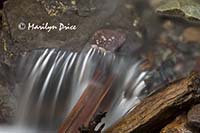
[{"left": 90, "top": 29, "right": 126, "bottom": 52}]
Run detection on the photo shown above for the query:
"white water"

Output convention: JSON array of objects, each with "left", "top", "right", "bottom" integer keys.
[{"left": 2, "top": 46, "right": 155, "bottom": 132}]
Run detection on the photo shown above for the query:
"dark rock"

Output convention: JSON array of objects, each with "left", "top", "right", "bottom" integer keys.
[
  {"left": 36, "top": 0, "right": 77, "bottom": 17},
  {"left": 78, "top": 112, "right": 106, "bottom": 133},
  {"left": 2, "top": 0, "right": 144, "bottom": 53},
  {"left": 0, "top": 83, "right": 16, "bottom": 123},
  {"left": 0, "top": 62, "right": 10, "bottom": 83},
  {"left": 0, "top": 31, "right": 17, "bottom": 123},
  {"left": 187, "top": 104, "right": 200, "bottom": 129},
  {"left": 0, "top": 0, "right": 7, "bottom": 10},
  {"left": 77, "top": 0, "right": 96, "bottom": 17}
]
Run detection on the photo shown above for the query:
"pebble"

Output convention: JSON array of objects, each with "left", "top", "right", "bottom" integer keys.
[{"left": 90, "top": 29, "right": 126, "bottom": 52}]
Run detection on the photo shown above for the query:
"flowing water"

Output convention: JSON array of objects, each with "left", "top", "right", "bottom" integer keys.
[{"left": 0, "top": 46, "right": 177, "bottom": 132}]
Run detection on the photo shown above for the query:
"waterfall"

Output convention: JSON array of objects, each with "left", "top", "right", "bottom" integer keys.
[{"left": 1, "top": 46, "right": 169, "bottom": 132}]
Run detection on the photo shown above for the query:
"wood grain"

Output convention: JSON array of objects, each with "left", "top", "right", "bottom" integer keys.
[{"left": 106, "top": 72, "right": 200, "bottom": 133}]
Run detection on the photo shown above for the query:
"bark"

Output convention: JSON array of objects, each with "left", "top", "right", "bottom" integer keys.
[
  {"left": 105, "top": 72, "right": 200, "bottom": 133},
  {"left": 59, "top": 70, "right": 114, "bottom": 133}
]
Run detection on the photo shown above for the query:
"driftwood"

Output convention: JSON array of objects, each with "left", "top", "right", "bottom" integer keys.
[
  {"left": 105, "top": 72, "right": 200, "bottom": 133},
  {"left": 160, "top": 114, "right": 194, "bottom": 133},
  {"left": 59, "top": 70, "right": 114, "bottom": 133}
]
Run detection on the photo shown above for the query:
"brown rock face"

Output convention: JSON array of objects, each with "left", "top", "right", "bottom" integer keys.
[{"left": 187, "top": 104, "right": 200, "bottom": 129}]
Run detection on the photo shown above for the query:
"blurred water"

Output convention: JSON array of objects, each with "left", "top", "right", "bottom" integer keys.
[{"left": 1, "top": 46, "right": 175, "bottom": 132}]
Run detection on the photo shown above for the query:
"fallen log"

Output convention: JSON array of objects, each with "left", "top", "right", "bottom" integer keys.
[
  {"left": 59, "top": 70, "right": 114, "bottom": 133},
  {"left": 106, "top": 72, "right": 200, "bottom": 133}
]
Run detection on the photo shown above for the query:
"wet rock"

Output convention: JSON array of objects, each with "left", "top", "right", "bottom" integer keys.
[
  {"left": 187, "top": 104, "right": 200, "bottom": 129},
  {"left": 77, "top": 0, "right": 96, "bottom": 17},
  {"left": 36, "top": 0, "right": 96, "bottom": 17},
  {"left": 78, "top": 112, "right": 106, "bottom": 133},
  {"left": 36, "top": 0, "right": 77, "bottom": 17},
  {"left": 0, "top": 32, "right": 18, "bottom": 115},
  {"left": 0, "top": 10, "right": 21, "bottom": 67},
  {"left": 0, "top": 62, "right": 10, "bottom": 83},
  {"left": 0, "top": 83, "right": 16, "bottom": 123},
  {"left": 89, "top": 29, "right": 126, "bottom": 52},
  {"left": 2, "top": 0, "right": 143, "bottom": 53}
]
